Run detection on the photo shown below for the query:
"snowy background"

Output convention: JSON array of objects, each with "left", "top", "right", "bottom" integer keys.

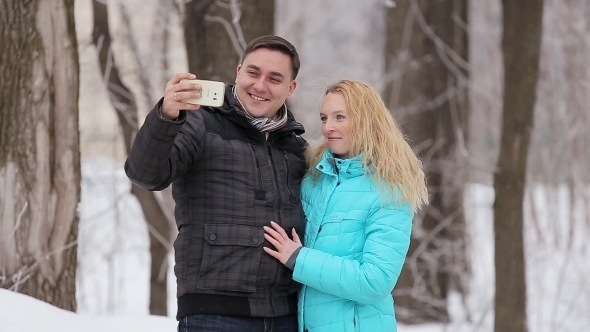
[
  {"left": 1, "top": 160, "right": 589, "bottom": 331},
  {"left": 3, "top": 0, "right": 589, "bottom": 330}
]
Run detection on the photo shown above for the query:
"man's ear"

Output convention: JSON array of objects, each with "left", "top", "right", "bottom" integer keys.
[
  {"left": 235, "top": 64, "right": 243, "bottom": 80},
  {"left": 287, "top": 80, "right": 297, "bottom": 99}
]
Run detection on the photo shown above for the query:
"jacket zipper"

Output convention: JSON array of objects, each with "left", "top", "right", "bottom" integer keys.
[
  {"left": 354, "top": 304, "right": 359, "bottom": 331},
  {"left": 282, "top": 151, "right": 295, "bottom": 199},
  {"left": 249, "top": 145, "right": 264, "bottom": 192},
  {"left": 266, "top": 137, "right": 283, "bottom": 317},
  {"left": 266, "top": 141, "right": 282, "bottom": 223}
]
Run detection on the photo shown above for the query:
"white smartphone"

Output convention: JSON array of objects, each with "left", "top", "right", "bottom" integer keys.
[{"left": 180, "top": 79, "right": 225, "bottom": 107}]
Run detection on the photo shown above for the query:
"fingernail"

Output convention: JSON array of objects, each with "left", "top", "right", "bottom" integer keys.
[{"left": 189, "top": 74, "right": 196, "bottom": 79}]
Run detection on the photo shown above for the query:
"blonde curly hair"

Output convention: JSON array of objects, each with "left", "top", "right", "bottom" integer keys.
[{"left": 305, "top": 80, "right": 429, "bottom": 211}]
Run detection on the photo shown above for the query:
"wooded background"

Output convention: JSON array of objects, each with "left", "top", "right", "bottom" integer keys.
[{"left": 1, "top": 0, "right": 588, "bottom": 331}]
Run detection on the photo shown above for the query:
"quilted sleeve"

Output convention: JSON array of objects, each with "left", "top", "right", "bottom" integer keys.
[
  {"left": 125, "top": 98, "right": 206, "bottom": 191},
  {"left": 293, "top": 202, "right": 413, "bottom": 304}
]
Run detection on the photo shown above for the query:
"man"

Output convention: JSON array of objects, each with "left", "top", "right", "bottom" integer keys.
[{"left": 125, "top": 35, "right": 307, "bottom": 332}]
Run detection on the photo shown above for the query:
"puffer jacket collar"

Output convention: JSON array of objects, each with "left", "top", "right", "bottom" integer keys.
[{"left": 316, "top": 150, "right": 367, "bottom": 179}]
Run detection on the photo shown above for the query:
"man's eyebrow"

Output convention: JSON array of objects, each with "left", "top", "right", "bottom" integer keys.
[
  {"left": 269, "top": 71, "right": 285, "bottom": 79},
  {"left": 246, "top": 64, "right": 260, "bottom": 71},
  {"left": 246, "top": 64, "right": 285, "bottom": 79}
]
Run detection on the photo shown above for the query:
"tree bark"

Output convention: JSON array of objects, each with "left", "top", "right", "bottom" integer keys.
[
  {"left": 0, "top": 0, "right": 80, "bottom": 311},
  {"left": 91, "top": 0, "right": 175, "bottom": 316},
  {"left": 493, "top": 1, "right": 544, "bottom": 331},
  {"left": 384, "top": 0, "right": 469, "bottom": 323},
  {"left": 184, "top": 0, "right": 275, "bottom": 82}
]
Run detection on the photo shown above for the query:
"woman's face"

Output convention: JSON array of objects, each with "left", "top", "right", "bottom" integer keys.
[{"left": 320, "top": 92, "right": 352, "bottom": 158}]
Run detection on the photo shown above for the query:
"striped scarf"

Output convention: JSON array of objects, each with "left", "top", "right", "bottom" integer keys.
[{"left": 232, "top": 85, "right": 288, "bottom": 133}]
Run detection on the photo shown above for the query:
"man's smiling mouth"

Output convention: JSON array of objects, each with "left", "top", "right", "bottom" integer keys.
[{"left": 249, "top": 93, "right": 268, "bottom": 101}]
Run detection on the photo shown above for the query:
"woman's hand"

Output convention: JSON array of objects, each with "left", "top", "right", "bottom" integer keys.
[{"left": 263, "top": 221, "right": 302, "bottom": 265}]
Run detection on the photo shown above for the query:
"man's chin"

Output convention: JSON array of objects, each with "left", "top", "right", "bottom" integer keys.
[
  {"left": 250, "top": 111, "right": 268, "bottom": 118},
  {"left": 243, "top": 105, "right": 268, "bottom": 118}
]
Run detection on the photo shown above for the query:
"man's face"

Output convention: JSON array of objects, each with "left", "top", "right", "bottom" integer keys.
[{"left": 235, "top": 48, "right": 297, "bottom": 118}]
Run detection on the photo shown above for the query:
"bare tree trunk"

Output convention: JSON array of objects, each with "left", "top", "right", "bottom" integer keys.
[
  {"left": 91, "top": 0, "right": 175, "bottom": 316},
  {"left": 0, "top": 0, "right": 80, "bottom": 311},
  {"left": 493, "top": 1, "right": 544, "bottom": 331},
  {"left": 384, "top": 0, "right": 469, "bottom": 323},
  {"left": 184, "top": 0, "right": 275, "bottom": 81}
]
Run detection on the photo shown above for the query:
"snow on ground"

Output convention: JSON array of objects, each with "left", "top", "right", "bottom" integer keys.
[
  {"left": 0, "top": 288, "right": 441, "bottom": 332},
  {"left": 0, "top": 289, "right": 176, "bottom": 332}
]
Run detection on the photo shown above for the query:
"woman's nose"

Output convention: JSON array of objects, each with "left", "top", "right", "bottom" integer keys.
[{"left": 323, "top": 121, "right": 335, "bottom": 132}]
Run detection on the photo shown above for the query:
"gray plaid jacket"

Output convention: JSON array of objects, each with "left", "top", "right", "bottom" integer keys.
[{"left": 125, "top": 86, "right": 307, "bottom": 319}]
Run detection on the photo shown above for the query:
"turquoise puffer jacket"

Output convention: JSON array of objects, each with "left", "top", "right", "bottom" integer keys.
[{"left": 294, "top": 150, "right": 413, "bottom": 332}]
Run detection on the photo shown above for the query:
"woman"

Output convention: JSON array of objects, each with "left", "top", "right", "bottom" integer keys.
[{"left": 263, "top": 80, "right": 429, "bottom": 332}]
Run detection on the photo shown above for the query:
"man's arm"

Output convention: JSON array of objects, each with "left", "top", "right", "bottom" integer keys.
[{"left": 125, "top": 74, "right": 208, "bottom": 191}]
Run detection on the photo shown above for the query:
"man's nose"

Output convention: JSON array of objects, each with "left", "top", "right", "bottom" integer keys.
[{"left": 252, "top": 77, "right": 265, "bottom": 91}]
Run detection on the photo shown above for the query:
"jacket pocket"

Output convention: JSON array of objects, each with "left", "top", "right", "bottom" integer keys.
[
  {"left": 321, "top": 210, "right": 368, "bottom": 229},
  {"left": 315, "top": 210, "right": 369, "bottom": 255},
  {"left": 197, "top": 224, "right": 263, "bottom": 292}
]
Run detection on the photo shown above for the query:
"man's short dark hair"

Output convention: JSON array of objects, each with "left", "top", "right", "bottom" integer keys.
[{"left": 241, "top": 35, "right": 300, "bottom": 80}]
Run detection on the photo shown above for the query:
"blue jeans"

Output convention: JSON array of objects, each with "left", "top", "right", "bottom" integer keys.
[{"left": 178, "top": 314, "right": 298, "bottom": 332}]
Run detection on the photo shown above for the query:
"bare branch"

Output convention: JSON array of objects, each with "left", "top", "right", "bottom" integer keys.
[
  {"left": 6, "top": 201, "right": 28, "bottom": 243},
  {"left": 204, "top": 14, "right": 244, "bottom": 56}
]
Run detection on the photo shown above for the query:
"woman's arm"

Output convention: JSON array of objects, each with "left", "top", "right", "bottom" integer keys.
[{"left": 294, "top": 205, "right": 412, "bottom": 304}]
